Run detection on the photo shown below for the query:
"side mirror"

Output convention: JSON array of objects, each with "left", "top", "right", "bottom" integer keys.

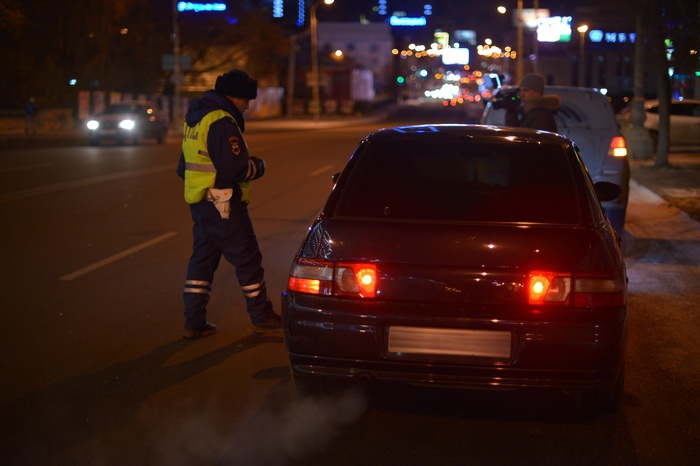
[{"left": 594, "top": 181, "right": 621, "bottom": 202}]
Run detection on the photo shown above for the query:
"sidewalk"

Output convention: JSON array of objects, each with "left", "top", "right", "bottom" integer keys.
[{"left": 629, "top": 149, "right": 700, "bottom": 223}]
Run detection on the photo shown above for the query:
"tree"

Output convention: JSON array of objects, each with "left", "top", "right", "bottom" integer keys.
[
  {"left": 1, "top": 2, "right": 288, "bottom": 110},
  {"left": 179, "top": 9, "right": 289, "bottom": 88},
  {"left": 644, "top": 0, "right": 699, "bottom": 168}
]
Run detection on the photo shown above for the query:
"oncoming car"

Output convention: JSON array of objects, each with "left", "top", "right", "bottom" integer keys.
[
  {"left": 87, "top": 101, "right": 169, "bottom": 146},
  {"left": 282, "top": 124, "right": 628, "bottom": 413},
  {"left": 481, "top": 86, "right": 630, "bottom": 233}
]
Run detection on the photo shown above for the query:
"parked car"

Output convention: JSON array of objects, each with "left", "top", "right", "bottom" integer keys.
[
  {"left": 481, "top": 86, "right": 630, "bottom": 233},
  {"left": 87, "top": 101, "right": 169, "bottom": 145},
  {"left": 282, "top": 124, "right": 628, "bottom": 413},
  {"left": 616, "top": 99, "right": 700, "bottom": 148}
]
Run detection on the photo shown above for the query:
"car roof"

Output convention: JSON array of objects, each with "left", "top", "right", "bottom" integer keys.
[{"left": 366, "top": 123, "right": 570, "bottom": 145}]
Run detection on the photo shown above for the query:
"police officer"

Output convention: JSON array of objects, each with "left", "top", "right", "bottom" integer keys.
[
  {"left": 176, "top": 69, "right": 281, "bottom": 339},
  {"left": 505, "top": 73, "right": 560, "bottom": 132}
]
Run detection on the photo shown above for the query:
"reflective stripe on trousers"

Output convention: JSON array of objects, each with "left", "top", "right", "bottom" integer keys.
[
  {"left": 184, "top": 279, "right": 211, "bottom": 295},
  {"left": 241, "top": 281, "right": 265, "bottom": 298}
]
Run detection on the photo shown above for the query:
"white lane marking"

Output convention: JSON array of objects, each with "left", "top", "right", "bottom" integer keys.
[
  {"left": 0, "top": 164, "right": 173, "bottom": 203},
  {"left": 309, "top": 164, "right": 334, "bottom": 177},
  {"left": 59, "top": 232, "right": 178, "bottom": 281},
  {"left": 0, "top": 162, "right": 53, "bottom": 174}
]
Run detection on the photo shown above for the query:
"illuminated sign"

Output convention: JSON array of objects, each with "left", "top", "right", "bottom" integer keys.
[
  {"left": 537, "top": 16, "right": 572, "bottom": 43},
  {"left": 442, "top": 48, "right": 470, "bottom": 66},
  {"left": 454, "top": 30, "right": 477, "bottom": 46},
  {"left": 515, "top": 8, "right": 550, "bottom": 29},
  {"left": 177, "top": 2, "right": 226, "bottom": 12},
  {"left": 389, "top": 16, "right": 427, "bottom": 27},
  {"left": 273, "top": 0, "right": 283, "bottom": 18},
  {"left": 434, "top": 32, "right": 449, "bottom": 47},
  {"left": 588, "top": 30, "right": 636, "bottom": 44}
]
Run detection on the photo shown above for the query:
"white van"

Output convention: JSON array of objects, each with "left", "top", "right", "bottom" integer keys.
[{"left": 481, "top": 86, "right": 630, "bottom": 232}]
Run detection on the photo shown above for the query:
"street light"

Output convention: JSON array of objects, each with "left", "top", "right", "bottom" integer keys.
[
  {"left": 577, "top": 24, "right": 588, "bottom": 87},
  {"left": 172, "top": 0, "right": 181, "bottom": 121},
  {"left": 310, "top": 0, "right": 334, "bottom": 122},
  {"left": 516, "top": 0, "right": 523, "bottom": 84}
]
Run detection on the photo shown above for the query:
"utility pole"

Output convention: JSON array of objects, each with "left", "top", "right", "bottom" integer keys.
[
  {"left": 516, "top": 0, "right": 523, "bottom": 83},
  {"left": 628, "top": 13, "right": 653, "bottom": 160},
  {"left": 172, "top": 0, "right": 181, "bottom": 122}
]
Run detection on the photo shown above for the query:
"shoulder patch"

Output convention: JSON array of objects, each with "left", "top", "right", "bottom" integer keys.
[{"left": 229, "top": 136, "right": 241, "bottom": 155}]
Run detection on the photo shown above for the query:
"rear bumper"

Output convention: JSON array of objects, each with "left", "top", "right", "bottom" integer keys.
[
  {"left": 288, "top": 356, "right": 622, "bottom": 391},
  {"left": 282, "top": 292, "right": 627, "bottom": 391}
]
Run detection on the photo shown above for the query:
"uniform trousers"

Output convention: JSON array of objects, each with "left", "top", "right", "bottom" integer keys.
[{"left": 183, "top": 199, "right": 274, "bottom": 329}]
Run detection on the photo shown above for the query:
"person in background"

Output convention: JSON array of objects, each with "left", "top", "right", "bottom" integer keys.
[
  {"left": 176, "top": 69, "right": 282, "bottom": 339},
  {"left": 505, "top": 73, "right": 560, "bottom": 132},
  {"left": 25, "top": 97, "right": 38, "bottom": 135}
]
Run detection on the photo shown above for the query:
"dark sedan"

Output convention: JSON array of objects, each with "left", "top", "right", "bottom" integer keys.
[{"left": 282, "top": 124, "right": 628, "bottom": 413}]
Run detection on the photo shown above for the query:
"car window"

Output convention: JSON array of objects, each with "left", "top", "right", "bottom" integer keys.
[
  {"left": 335, "top": 138, "right": 581, "bottom": 224},
  {"left": 104, "top": 104, "right": 131, "bottom": 114}
]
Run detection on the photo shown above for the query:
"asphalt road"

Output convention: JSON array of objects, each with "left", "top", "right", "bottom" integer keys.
[{"left": 1, "top": 103, "right": 699, "bottom": 465}]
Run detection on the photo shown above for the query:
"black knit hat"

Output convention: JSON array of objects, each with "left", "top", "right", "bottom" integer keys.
[
  {"left": 519, "top": 73, "right": 545, "bottom": 95},
  {"left": 215, "top": 69, "right": 258, "bottom": 99}
]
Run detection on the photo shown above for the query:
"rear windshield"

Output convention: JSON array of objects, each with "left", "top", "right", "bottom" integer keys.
[{"left": 335, "top": 138, "right": 581, "bottom": 224}]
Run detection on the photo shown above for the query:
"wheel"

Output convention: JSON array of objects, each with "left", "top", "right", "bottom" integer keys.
[
  {"left": 574, "top": 366, "right": 625, "bottom": 414},
  {"left": 599, "top": 366, "right": 625, "bottom": 414}
]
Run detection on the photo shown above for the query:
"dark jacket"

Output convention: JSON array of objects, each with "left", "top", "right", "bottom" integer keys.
[
  {"left": 176, "top": 90, "right": 265, "bottom": 197},
  {"left": 505, "top": 94, "right": 561, "bottom": 133}
]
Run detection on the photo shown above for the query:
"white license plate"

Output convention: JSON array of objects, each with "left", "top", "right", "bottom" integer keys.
[{"left": 388, "top": 326, "right": 511, "bottom": 358}]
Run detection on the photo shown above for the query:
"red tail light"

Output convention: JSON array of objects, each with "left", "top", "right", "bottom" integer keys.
[
  {"left": 528, "top": 271, "right": 626, "bottom": 308},
  {"left": 288, "top": 258, "right": 378, "bottom": 298},
  {"left": 608, "top": 136, "right": 627, "bottom": 157},
  {"left": 528, "top": 272, "right": 572, "bottom": 304}
]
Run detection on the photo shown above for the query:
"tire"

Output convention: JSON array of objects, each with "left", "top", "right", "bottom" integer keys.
[
  {"left": 599, "top": 365, "right": 625, "bottom": 414},
  {"left": 574, "top": 366, "right": 625, "bottom": 414}
]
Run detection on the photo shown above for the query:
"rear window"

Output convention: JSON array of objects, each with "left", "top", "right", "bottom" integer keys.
[{"left": 335, "top": 138, "right": 581, "bottom": 224}]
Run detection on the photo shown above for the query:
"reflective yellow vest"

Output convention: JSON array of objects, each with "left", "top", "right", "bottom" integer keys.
[{"left": 182, "top": 109, "right": 251, "bottom": 204}]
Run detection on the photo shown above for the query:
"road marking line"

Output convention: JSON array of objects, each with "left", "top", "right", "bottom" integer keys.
[
  {"left": 309, "top": 164, "right": 334, "bottom": 177},
  {"left": 0, "top": 164, "right": 173, "bottom": 203},
  {"left": 59, "top": 232, "right": 178, "bottom": 281}
]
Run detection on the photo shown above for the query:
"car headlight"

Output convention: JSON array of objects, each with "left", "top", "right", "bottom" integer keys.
[
  {"left": 86, "top": 120, "right": 99, "bottom": 130},
  {"left": 119, "top": 119, "right": 136, "bottom": 130}
]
